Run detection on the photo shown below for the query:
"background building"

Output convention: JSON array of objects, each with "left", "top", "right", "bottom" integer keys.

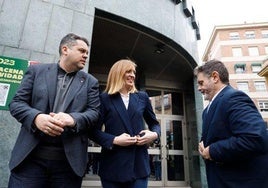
[
  {"left": 258, "top": 58, "right": 268, "bottom": 84},
  {"left": 0, "top": 0, "right": 206, "bottom": 187},
  {"left": 202, "top": 22, "right": 268, "bottom": 125}
]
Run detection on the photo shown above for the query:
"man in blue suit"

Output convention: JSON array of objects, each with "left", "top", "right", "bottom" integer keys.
[
  {"left": 194, "top": 59, "right": 268, "bottom": 188},
  {"left": 8, "top": 33, "right": 100, "bottom": 187}
]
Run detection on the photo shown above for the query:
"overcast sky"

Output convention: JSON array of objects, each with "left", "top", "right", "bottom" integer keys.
[{"left": 194, "top": 0, "right": 268, "bottom": 61}]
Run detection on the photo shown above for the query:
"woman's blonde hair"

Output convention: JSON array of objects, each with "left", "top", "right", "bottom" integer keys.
[{"left": 105, "top": 59, "right": 138, "bottom": 94}]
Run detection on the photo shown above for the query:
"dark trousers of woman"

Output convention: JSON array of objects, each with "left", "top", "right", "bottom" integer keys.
[{"left": 101, "top": 177, "right": 148, "bottom": 188}]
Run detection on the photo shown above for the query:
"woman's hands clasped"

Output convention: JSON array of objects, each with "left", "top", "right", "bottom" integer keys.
[{"left": 113, "top": 130, "right": 158, "bottom": 147}]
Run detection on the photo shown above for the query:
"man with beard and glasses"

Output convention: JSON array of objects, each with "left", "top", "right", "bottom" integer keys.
[{"left": 194, "top": 59, "right": 268, "bottom": 188}]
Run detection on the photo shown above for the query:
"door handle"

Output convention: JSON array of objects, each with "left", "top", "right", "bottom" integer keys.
[
  {"left": 165, "top": 145, "right": 169, "bottom": 160},
  {"left": 159, "top": 144, "right": 163, "bottom": 159}
]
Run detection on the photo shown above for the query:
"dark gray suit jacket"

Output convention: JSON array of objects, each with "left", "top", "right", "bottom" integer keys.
[{"left": 9, "top": 63, "right": 100, "bottom": 177}]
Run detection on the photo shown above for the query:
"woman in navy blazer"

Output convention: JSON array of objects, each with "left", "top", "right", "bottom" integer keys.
[{"left": 90, "top": 59, "right": 160, "bottom": 188}]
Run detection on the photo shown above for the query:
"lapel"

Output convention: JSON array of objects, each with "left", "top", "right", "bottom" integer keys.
[
  {"left": 62, "top": 71, "right": 85, "bottom": 112},
  {"left": 127, "top": 93, "right": 139, "bottom": 120},
  {"left": 111, "top": 93, "right": 134, "bottom": 135},
  {"left": 45, "top": 64, "right": 85, "bottom": 112},
  {"left": 45, "top": 64, "right": 58, "bottom": 111},
  {"left": 207, "top": 86, "right": 229, "bottom": 118},
  {"left": 202, "top": 106, "right": 210, "bottom": 142},
  {"left": 202, "top": 86, "right": 229, "bottom": 143}
]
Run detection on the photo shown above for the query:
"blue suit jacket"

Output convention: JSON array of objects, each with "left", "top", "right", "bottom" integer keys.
[
  {"left": 90, "top": 91, "right": 160, "bottom": 182},
  {"left": 9, "top": 63, "right": 100, "bottom": 177},
  {"left": 202, "top": 85, "right": 268, "bottom": 188}
]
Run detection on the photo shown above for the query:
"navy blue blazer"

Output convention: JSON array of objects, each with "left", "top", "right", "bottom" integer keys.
[
  {"left": 90, "top": 91, "right": 160, "bottom": 182},
  {"left": 202, "top": 85, "right": 268, "bottom": 188},
  {"left": 9, "top": 63, "right": 100, "bottom": 177}
]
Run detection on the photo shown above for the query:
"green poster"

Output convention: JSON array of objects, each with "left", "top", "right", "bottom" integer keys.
[{"left": 0, "top": 56, "right": 29, "bottom": 110}]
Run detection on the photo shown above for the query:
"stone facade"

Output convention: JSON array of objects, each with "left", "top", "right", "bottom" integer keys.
[{"left": 0, "top": 0, "right": 204, "bottom": 187}]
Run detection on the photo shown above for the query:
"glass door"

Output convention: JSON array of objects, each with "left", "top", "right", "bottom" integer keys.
[
  {"left": 147, "top": 116, "right": 188, "bottom": 187},
  {"left": 147, "top": 90, "right": 189, "bottom": 187}
]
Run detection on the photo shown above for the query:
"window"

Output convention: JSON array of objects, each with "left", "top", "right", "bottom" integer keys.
[
  {"left": 259, "top": 100, "right": 268, "bottom": 112},
  {"left": 153, "top": 94, "right": 171, "bottom": 112},
  {"left": 261, "top": 30, "right": 268, "bottom": 38},
  {"left": 251, "top": 63, "right": 262, "bottom": 73},
  {"left": 265, "top": 46, "right": 268, "bottom": 54},
  {"left": 245, "top": 31, "right": 255, "bottom": 39},
  {"left": 229, "top": 32, "right": 239, "bottom": 40},
  {"left": 163, "top": 94, "right": 170, "bottom": 109},
  {"left": 255, "top": 81, "right": 267, "bottom": 91},
  {"left": 237, "top": 82, "right": 249, "bottom": 92},
  {"left": 234, "top": 64, "right": 246, "bottom": 73},
  {"left": 232, "top": 47, "right": 242, "bottom": 57},
  {"left": 248, "top": 47, "right": 259, "bottom": 56}
]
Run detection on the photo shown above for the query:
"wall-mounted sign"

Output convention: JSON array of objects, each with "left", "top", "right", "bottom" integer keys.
[{"left": 0, "top": 56, "right": 30, "bottom": 110}]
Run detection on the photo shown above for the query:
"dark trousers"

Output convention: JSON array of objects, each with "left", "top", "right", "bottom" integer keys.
[
  {"left": 154, "top": 161, "right": 161, "bottom": 180},
  {"left": 8, "top": 155, "right": 82, "bottom": 188},
  {"left": 101, "top": 177, "right": 148, "bottom": 188}
]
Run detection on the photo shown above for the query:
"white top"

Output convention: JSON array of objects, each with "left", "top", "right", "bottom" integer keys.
[{"left": 120, "top": 93, "right": 130, "bottom": 109}]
